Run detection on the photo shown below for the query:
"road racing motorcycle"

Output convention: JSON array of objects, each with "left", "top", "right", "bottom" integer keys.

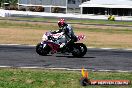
[{"left": 36, "top": 31, "right": 87, "bottom": 57}]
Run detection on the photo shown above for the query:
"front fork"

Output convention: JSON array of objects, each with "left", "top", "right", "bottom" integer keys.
[{"left": 41, "top": 41, "right": 47, "bottom": 48}]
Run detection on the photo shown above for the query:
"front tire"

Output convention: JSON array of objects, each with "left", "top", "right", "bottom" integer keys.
[{"left": 36, "top": 43, "right": 51, "bottom": 56}]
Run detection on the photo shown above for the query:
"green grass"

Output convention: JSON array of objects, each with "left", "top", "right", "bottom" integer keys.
[
  {"left": 75, "top": 27, "right": 132, "bottom": 34},
  {"left": 1, "top": 17, "right": 132, "bottom": 25},
  {"left": 1, "top": 20, "right": 132, "bottom": 35},
  {"left": 0, "top": 68, "right": 131, "bottom": 88},
  {"left": 0, "top": 21, "right": 58, "bottom": 30}
]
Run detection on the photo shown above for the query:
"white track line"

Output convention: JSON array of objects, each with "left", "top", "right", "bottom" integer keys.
[
  {"left": 0, "top": 44, "right": 35, "bottom": 47},
  {"left": 0, "top": 66, "right": 132, "bottom": 72}
]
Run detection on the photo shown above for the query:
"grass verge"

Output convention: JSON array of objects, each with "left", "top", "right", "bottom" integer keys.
[
  {"left": 0, "top": 68, "right": 131, "bottom": 88},
  {"left": 1, "top": 17, "right": 132, "bottom": 25}
]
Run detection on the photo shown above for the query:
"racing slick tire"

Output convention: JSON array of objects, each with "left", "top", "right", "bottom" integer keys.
[
  {"left": 72, "top": 43, "right": 87, "bottom": 57},
  {"left": 36, "top": 43, "right": 51, "bottom": 56}
]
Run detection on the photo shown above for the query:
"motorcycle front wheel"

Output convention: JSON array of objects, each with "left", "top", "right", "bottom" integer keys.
[{"left": 36, "top": 43, "right": 51, "bottom": 56}]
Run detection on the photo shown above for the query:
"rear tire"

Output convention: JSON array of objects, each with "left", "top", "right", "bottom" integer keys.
[
  {"left": 76, "top": 43, "right": 87, "bottom": 57},
  {"left": 72, "top": 43, "right": 87, "bottom": 57}
]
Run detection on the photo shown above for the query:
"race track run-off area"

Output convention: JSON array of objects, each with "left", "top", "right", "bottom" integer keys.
[{"left": 0, "top": 45, "right": 132, "bottom": 72}]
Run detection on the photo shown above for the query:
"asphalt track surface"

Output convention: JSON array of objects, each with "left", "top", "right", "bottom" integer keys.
[{"left": 0, "top": 45, "right": 132, "bottom": 71}]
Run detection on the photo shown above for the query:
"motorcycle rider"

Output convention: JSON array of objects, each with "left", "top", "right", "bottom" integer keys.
[{"left": 56, "top": 19, "right": 77, "bottom": 48}]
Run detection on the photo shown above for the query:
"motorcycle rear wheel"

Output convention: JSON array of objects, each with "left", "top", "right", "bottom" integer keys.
[{"left": 72, "top": 43, "right": 87, "bottom": 57}]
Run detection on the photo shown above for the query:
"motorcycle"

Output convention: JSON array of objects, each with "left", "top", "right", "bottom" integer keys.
[{"left": 36, "top": 31, "right": 87, "bottom": 57}]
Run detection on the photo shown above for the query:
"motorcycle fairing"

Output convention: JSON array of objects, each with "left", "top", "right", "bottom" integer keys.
[{"left": 41, "top": 41, "right": 60, "bottom": 53}]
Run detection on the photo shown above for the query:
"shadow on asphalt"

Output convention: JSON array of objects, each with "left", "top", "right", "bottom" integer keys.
[
  {"left": 37, "top": 54, "right": 52, "bottom": 56},
  {"left": 37, "top": 54, "right": 95, "bottom": 58},
  {"left": 55, "top": 55, "right": 95, "bottom": 58}
]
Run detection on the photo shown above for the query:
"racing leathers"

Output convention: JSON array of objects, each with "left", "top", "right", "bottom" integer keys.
[
  {"left": 53, "top": 24, "right": 77, "bottom": 48},
  {"left": 63, "top": 24, "right": 77, "bottom": 43}
]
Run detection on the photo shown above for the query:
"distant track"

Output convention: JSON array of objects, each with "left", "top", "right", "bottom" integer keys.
[{"left": 0, "top": 18, "right": 132, "bottom": 28}]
